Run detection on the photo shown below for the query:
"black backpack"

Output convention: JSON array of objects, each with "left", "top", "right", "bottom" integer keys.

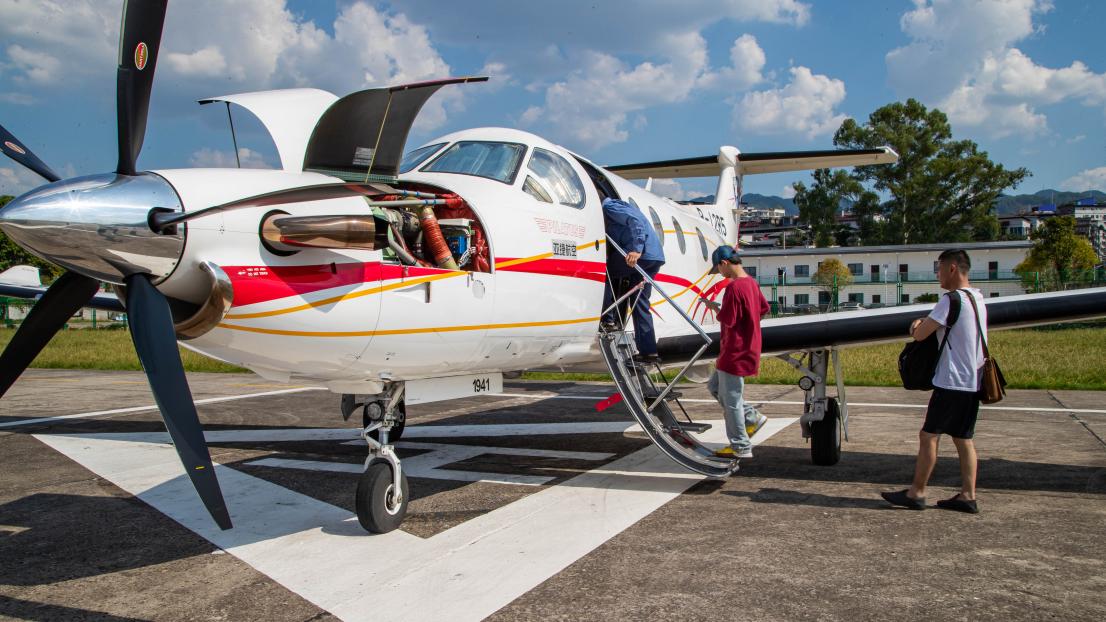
[{"left": 898, "top": 291, "right": 961, "bottom": 391}]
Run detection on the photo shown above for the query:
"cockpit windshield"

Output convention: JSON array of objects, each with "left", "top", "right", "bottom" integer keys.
[
  {"left": 399, "top": 143, "right": 446, "bottom": 173},
  {"left": 423, "top": 141, "right": 527, "bottom": 184}
]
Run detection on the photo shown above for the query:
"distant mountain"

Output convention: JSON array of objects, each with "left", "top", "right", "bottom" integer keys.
[
  {"left": 686, "top": 193, "right": 800, "bottom": 215},
  {"left": 995, "top": 189, "right": 1106, "bottom": 215}
]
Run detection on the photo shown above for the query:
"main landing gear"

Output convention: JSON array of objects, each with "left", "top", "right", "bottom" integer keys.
[
  {"left": 343, "top": 384, "right": 409, "bottom": 533},
  {"left": 778, "top": 348, "right": 848, "bottom": 466}
]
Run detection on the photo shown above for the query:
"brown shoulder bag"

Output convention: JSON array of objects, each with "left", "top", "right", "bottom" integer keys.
[{"left": 964, "top": 292, "right": 1006, "bottom": 404}]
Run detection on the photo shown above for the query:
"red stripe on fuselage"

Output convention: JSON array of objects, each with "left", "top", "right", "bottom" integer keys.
[{"left": 222, "top": 258, "right": 706, "bottom": 307}]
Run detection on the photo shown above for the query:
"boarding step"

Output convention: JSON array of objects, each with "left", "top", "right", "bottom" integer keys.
[
  {"left": 676, "top": 421, "right": 712, "bottom": 434},
  {"left": 642, "top": 389, "right": 683, "bottom": 402},
  {"left": 599, "top": 332, "right": 736, "bottom": 478}
]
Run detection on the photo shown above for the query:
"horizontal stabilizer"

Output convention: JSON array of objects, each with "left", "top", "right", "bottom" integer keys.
[{"left": 606, "top": 147, "right": 898, "bottom": 179}]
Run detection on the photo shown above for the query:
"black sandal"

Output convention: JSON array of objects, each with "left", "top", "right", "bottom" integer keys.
[
  {"left": 880, "top": 489, "right": 925, "bottom": 510},
  {"left": 936, "top": 493, "right": 979, "bottom": 514}
]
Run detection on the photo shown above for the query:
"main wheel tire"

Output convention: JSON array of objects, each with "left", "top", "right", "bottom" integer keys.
[
  {"left": 364, "top": 401, "right": 406, "bottom": 443},
  {"left": 810, "top": 397, "right": 842, "bottom": 466},
  {"left": 355, "top": 459, "right": 409, "bottom": 533}
]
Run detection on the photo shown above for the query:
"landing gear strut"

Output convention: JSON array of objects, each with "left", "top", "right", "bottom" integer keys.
[
  {"left": 779, "top": 348, "right": 848, "bottom": 466},
  {"left": 352, "top": 383, "right": 409, "bottom": 533}
]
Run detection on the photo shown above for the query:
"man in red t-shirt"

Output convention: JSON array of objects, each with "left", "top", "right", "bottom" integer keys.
[{"left": 706, "top": 245, "right": 770, "bottom": 459}]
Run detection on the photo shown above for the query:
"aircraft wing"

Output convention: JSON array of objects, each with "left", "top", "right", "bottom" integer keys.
[
  {"left": 0, "top": 282, "right": 125, "bottom": 313},
  {"left": 656, "top": 287, "right": 1106, "bottom": 363},
  {"left": 605, "top": 147, "right": 898, "bottom": 179}
]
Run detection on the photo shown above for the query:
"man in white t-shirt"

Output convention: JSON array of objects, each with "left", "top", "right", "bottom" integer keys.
[{"left": 882, "top": 249, "right": 988, "bottom": 514}]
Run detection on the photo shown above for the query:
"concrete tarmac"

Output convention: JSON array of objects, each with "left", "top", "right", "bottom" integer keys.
[{"left": 1, "top": 369, "right": 1104, "bottom": 621}]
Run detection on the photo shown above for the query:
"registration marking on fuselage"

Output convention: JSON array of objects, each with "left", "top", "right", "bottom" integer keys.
[{"left": 34, "top": 417, "right": 795, "bottom": 622}]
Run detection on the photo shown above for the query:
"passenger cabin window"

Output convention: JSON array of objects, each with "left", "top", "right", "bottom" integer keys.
[
  {"left": 424, "top": 141, "right": 526, "bottom": 184},
  {"left": 695, "top": 227, "right": 708, "bottom": 261},
  {"left": 672, "top": 218, "right": 686, "bottom": 254},
  {"left": 522, "top": 148, "right": 586, "bottom": 208},
  {"left": 648, "top": 207, "right": 664, "bottom": 243},
  {"left": 399, "top": 142, "right": 446, "bottom": 173}
]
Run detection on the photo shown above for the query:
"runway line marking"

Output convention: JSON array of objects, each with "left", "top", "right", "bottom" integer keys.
[
  {"left": 33, "top": 417, "right": 796, "bottom": 622},
  {"left": 488, "top": 392, "right": 1106, "bottom": 414},
  {"left": 0, "top": 387, "right": 325, "bottom": 429}
]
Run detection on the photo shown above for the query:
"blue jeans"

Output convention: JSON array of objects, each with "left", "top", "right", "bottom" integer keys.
[
  {"left": 708, "top": 369, "right": 761, "bottom": 451},
  {"left": 603, "top": 259, "right": 664, "bottom": 355}
]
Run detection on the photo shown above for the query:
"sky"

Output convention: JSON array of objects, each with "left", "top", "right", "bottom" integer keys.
[{"left": 1, "top": 0, "right": 1104, "bottom": 202}]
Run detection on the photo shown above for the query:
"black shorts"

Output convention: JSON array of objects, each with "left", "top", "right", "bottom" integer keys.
[{"left": 922, "top": 387, "right": 981, "bottom": 439}]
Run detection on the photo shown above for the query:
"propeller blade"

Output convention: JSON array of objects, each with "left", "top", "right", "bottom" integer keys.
[
  {"left": 125, "top": 273, "right": 232, "bottom": 530},
  {"left": 148, "top": 181, "right": 397, "bottom": 232},
  {"left": 115, "top": 0, "right": 168, "bottom": 176},
  {"left": 0, "top": 272, "right": 99, "bottom": 397},
  {"left": 0, "top": 123, "right": 60, "bottom": 183}
]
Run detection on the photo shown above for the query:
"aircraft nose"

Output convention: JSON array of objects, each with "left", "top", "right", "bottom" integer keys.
[{"left": 0, "top": 172, "right": 185, "bottom": 285}]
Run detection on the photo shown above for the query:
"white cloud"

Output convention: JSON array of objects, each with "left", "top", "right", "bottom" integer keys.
[
  {"left": 0, "top": 164, "right": 50, "bottom": 196},
  {"left": 781, "top": 184, "right": 797, "bottom": 199},
  {"left": 189, "top": 147, "right": 271, "bottom": 169},
  {"left": 736, "top": 66, "right": 848, "bottom": 138},
  {"left": 886, "top": 0, "right": 1106, "bottom": 138},
  {"left": 1059, "top": 166, "right": 1106, "bottom": 192},
  {"left": 1066, "top": 135, "right": 1086, "bottom": 144},
  {"left": 522, "top": 32, "right": 773, "bottom": 150},
  {"left": 649, "top": 178, "right": 689, "bottom": 201},
  {"left": 0, "top": 1, "right": 459, "bottom": 130}
]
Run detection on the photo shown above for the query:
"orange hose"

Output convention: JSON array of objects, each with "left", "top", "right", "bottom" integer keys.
[{"left": 419, "top": 206, "right": 458, "bottom": 270}]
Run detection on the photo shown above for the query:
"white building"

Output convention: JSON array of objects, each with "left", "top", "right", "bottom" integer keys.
[{"left": 738, "top": 240, "right": 1034, "bottom": 309}]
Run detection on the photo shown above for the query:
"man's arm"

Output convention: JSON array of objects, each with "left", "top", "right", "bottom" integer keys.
[{"left": 910, "top": 317, "right": 941, "bottom": 341}]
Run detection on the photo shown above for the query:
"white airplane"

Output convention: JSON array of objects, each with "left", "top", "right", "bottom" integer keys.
[{"left": 2, "top": 0, "right": 1104, "bottom": 534}]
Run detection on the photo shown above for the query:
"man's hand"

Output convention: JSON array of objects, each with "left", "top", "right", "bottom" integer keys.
[
  {"left": 909, "top": 318, "right": 923, "bottom": 335},
  {"left": 625, "top": 251, "right": 641, "bottom": 268},
  {"left": 704, "top": 299, "right": 722, "bottom": 312}
]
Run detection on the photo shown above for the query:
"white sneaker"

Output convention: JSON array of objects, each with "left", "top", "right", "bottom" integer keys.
[{"left": 745, "top": 413, "right": 769, "bottom": 437}]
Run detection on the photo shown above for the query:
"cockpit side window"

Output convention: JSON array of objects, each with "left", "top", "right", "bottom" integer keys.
[
  {"left": 424, "top": 141, "right": 527, "bottom": 184},
  {"left": 524, "top": 148, "right": 586, "bottom": 208},
  {"left": 399, "top": 142, "right": 446, "bottom": 173}
]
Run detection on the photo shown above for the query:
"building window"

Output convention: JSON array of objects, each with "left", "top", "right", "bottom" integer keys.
[
  {"left": 933, "top": 260, "right": 940, "bottom": 274},
  {"left": 991, "top": 292, "right": 1001, "bottom": 297},
  {"left": 746, "top": 266, "right": 757, "bottom": 278},
  {"left": 794, "top": 264, "right": 809, "bottom": 277},
  {"left": 848, "top": 263, "right": 863, "bottom": 276},
  {"left": 988, "top": 261, "right": 999, "bottom": 279},
  {"left": 795, "top": 293, "right": 809, "bottom": 304},
  {"left": 848, "top": 293, "right": 864, "bottom": 303},
  {"left": 901, "top": 293, "right": 910, "bottom": 304},
  {"left": 872, "top": 294, "right": 881, "bottom": 304}
]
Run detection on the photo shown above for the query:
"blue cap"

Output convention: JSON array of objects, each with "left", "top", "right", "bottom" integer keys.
[{"left": 710, "top": 245, "right": 739, "bottom": 273}]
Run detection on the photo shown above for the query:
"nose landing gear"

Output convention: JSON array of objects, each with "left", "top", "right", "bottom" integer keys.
[{"left": 351, "top": 383, "right": 409, "bottom": 533}]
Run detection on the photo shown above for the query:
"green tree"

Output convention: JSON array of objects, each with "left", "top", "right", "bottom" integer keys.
[
  {"left": 792, "top": 169, "right": 879, "bottom": 247},
  {"left": 813, "top": 257, "right": 852, "bottom": 309},
  {"left": 1014, "top": 216, "right": 1100, "bottom": 290},
  {"left": 833, "top": 99, "right": 1029, "bottom": 245},
  {"left": 0, "top": 195, "right": 63, "bottom": 282}
]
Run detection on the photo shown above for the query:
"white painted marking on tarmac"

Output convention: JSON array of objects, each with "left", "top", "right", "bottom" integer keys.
[
  {"left": 0, "top": 387, "right": 326, "bottom": 429},
  {"left": 254, "top": 442, "right": 614, "bottom": 486},
  {"left": 490, "top": 392, "right": 1106, "bottom": 414},
  {"left": 34, "top": 417, "right": 796, "bottom": 622}
]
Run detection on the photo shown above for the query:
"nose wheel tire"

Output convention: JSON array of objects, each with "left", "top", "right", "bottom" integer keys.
[
  {"left": 810, "top": 397, "right": 841, "bottom": 466},
  {"left": 355, "top": 459, "right": 409, "bottom": 533}
]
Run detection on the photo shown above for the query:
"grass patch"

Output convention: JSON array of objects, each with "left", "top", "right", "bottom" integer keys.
[
  {"left": 0, "top": 327, "right": 247, "bottom": 373},
  {"left": 4, "top": 323, "right": 1105, "bottom": 389}
]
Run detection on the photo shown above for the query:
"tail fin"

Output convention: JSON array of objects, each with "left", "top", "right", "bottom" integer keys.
[{"left": 711, "top": 146, "right": 741, "bottom": 246}]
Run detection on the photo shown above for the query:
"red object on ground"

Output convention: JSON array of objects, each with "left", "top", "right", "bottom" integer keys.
[{"left": 595, "top": 392, "right": 624, "bottom": 412}]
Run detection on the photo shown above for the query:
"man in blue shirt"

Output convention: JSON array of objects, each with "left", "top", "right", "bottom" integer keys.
[{"left": 601, "top": 197, "right": 666, "bottom": 362}]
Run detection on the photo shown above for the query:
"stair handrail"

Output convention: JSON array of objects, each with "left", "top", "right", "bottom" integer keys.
[{"left": 605, "top": 236, "right": 713, "bottom": 412}]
